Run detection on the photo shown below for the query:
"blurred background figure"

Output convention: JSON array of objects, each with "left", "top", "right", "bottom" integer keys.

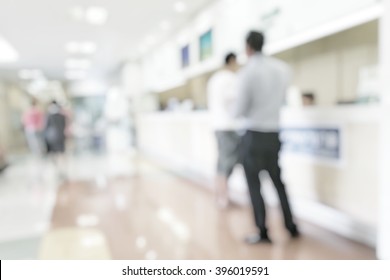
[
  {"left": 207, "top": 52, "right": 241, "bottom": 208},
  {"left": 302, "top": 92, "right": 316, "bottom": 106},
  {"left": 22, "top": 98, "right": 44, "bottom": 156},
  {"left": 44, "top": 100, "right": 67, "bottom": 178}
]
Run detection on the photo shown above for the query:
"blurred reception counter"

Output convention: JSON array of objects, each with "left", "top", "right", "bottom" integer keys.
[{"left": 136, "top": 105, "right": 380, "bottom": 246}]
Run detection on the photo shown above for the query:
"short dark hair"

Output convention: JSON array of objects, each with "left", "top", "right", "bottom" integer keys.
[
  {"left": 224, "top": 52, "right": 236, "bottom": 65},
  {"left": 31, "top": 98, "right": 38, "bottom": 106},
  {"left": 302, "top": 93, "right": 315, "bottom": 101},
  {"left": 246, "top": 31, "right": 265, "bottom": 52}
]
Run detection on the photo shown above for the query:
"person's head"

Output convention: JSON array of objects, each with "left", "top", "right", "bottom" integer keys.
[
  {"left": 246, "top": 31, "right": 265, "bottom": 56},
  {"left": 30, "top": 98, "right": 38, "bottom": 107},
  {"left": 224, "top": 52, "right": 238, "bottom": 71},
  {"left": 302, "top": 93, "right": 315, "bottom": 106},
  {"left": 50, "top": 100, "right": 59, "bottom": 107},
  {"left": 48, "top": 100, "right": 61, "bottom": 112}
]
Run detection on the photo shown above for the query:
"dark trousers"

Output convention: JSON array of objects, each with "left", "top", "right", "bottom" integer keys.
[{"left": 241, "top": 130, "right": 296, "bottom": 236}]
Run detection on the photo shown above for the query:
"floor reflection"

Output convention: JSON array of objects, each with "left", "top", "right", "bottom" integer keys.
[{"left": 0, "top": 153, "right": 376, "bottom": 259}]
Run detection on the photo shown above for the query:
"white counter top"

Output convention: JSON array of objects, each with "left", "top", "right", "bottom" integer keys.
[
  {"left": 139, "top": 105, "right": 381, "bottom": 124},
  {"left": 135, "top": 106, "right": 379, "bottom": 246}
]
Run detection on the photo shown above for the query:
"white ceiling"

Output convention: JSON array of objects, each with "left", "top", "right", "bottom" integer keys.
[{"left": 0, "top": 0, "right": 214, "bottom": 81}]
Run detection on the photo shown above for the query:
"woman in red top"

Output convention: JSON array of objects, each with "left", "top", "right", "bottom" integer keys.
[{"left": 22, "top": 99, "right": 44, "bottom": 155}]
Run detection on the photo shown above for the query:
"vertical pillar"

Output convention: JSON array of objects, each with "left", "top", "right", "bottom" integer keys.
[{"left": 378, "top": 0, "right": 390, "bottom": 260}]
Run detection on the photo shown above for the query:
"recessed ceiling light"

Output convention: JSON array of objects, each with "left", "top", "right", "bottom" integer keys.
[
  {"left": 85, "top": 7, "right": 108, "bottom": 25},
  {"left": 65, "top": 70, "right": 87, "bottom": 80},
  {"left": 174, "top": 1, "right": 187, "bottom": 13},
  {"left": 18, "top": 69, "right": 43, "bottom": 80},
  {"left": 80, "top": 42, "right": 97, "bottom": 54},
  {"left": 0, "top": 35, "right": 19, "bottom": 63},
  {"left": 65, "top": 58, "right": 91, "bottom": 69},
  {"left": 145, "top": 35, "right": 156, "bottom": 46},
  {"left": 65, "top": 41, "right": 97, "bottom": 54}
]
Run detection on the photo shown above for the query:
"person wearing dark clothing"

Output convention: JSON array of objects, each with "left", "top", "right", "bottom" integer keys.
[
  {"left": 45, "top": 110, "right": 66, "bottom": 153},
  {"left": 44, "top": 101, "right": 67, "bottom": 178},
  {"left": 233, "top": 31, "right": 299, "bottom": 244}
]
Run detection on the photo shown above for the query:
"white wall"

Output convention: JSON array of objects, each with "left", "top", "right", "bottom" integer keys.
[
  {"left": 122, "top": 62, "right": 143, "bottom": 98},
  {"left": 378, "top": 0, "right": 390, "bottom": 260},
  {"left": 138, "top": 0, "right": 378, "bottom": 94}
]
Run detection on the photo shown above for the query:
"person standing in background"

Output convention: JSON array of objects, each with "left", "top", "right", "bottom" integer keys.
[
  {"left": 22, "top": 98, "right": 44, "bottom": 156},
  {"left": 207, "top": 53, "right": 241, "bottom": 208},
  {"left": 44, "top": 100, "right": 67, "bottom": 178},
  {"left": 233, "top": 31, "right": 299, "bottom": 243}
]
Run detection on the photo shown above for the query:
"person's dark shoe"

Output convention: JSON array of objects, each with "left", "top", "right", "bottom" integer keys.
[
  {"left": 0, "top": 163, "right": 8, "bottom": 173},
  {"left": 289, "top": 227, "right": 300, "bottom": 238},
  {"left": 244, "top": 234, "right": 272, "bottom": 244}
]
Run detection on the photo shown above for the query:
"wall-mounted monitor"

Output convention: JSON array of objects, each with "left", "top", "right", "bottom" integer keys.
[
  {"left": 181, "top": 45, "right": 190, "bottom": 68},
  {"left": 199, "top": 29, "right": 213, "bottom": 61}
]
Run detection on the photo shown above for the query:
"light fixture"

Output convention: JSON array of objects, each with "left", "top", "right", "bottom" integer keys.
[
  {"left": 0, "top": 35, "right": 19, "bottom": 63},
  {"left": 65, "top": 41, "right": 97, "bottom": 54},
  {"left": 65, "top": 41, "right": 80, "bottom": 53},
  {"left": 18, "top": 69, "right": 43, "bottom": 80},
  {"left": 85, "top": 7, "right": 108, "bottom": 25},
  {"left": 65, "top": 58, "right": 91, "bottom": 69},
  {"left": 174, "top": 1, "right": 187, "bottom": 13},
  {"left": 65, "top": 70, "right": 87, "bottom": 80}
]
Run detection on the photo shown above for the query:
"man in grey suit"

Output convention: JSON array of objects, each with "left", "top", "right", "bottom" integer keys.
[{"left": 234, "top": 31, "right": 299, "bottom": 244}]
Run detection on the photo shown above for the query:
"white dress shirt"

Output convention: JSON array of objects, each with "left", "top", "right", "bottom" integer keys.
[{"left": 207, "top": 69, "right": 242, "bottom": 131}]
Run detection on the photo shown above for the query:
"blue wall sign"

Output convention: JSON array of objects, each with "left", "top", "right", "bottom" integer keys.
[{"left": 280, "top": 127, "right": 341, "bottom": 160}]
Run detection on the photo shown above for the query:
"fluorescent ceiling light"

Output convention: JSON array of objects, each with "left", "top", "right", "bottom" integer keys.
[
  {"left": 0, "top": 36, "right": 19, "bottom": 63},
  {"left": 19, "top": 69, "right": 43, "bottom": 80},
  {"left": 65, "top": 41, "right": 97, "bottom": 54},
  {"left": 65, "top": 70, "right": 87, "bottom": 80},
  {"left": 174, "top": 1, "right": 187, "bottom": 13},
  {"left": 85, "top": 7, "right": 108, "bottom": 25},
  {"left": 80, "top": 42, "right": 97, "bottom": 54},
  {"left": 65, "top": 58, "right": 91, "bottom": 69}
]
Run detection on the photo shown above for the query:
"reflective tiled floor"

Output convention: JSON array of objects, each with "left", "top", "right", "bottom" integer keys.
[{"left": 0, "top": 152, "right": 376, "bottom": 259}]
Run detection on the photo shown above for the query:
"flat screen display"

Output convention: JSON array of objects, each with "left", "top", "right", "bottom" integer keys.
[
  {"left": 199, "top": 29, "right": 213, "bottom": 61},
  {"left": 181, "top": 45, "right": 190, "bottom": 68}
]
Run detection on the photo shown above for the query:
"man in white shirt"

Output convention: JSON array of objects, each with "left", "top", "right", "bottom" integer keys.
[
  {"left": 207, "top": 53, "right": 241, "bottom": 208},
  {"left": 233, "top": 31, "right": 299, "bottom": 244}
]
